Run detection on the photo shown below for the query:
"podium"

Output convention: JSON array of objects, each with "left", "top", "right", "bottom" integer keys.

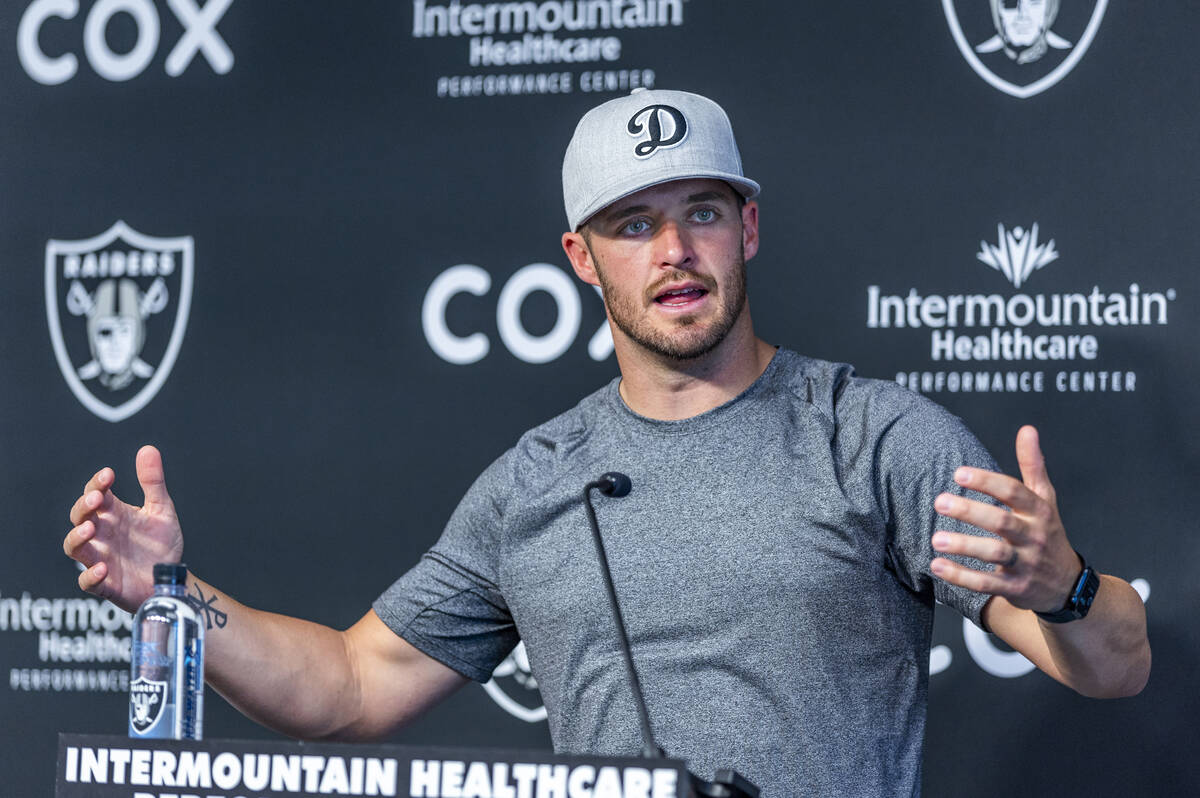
[{"left": 55, "top": 734, "right": 693, "bottom": 798}]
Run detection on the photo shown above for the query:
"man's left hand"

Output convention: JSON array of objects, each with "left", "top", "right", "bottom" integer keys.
[{"left": 929, "top": 425, "right": 1082, "bottom": 612}]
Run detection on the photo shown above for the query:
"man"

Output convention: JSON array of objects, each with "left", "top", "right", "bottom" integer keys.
[{"left": 64, "top": 89, "right": 1149, "bottom": 797}]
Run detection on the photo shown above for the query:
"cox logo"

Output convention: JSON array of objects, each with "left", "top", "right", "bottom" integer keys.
[
  {"left": 19, "top": 0, "right": 234, "bottom": 85},
  {"left": 422, "top": 263, "right": 612, "bottom": 365}
]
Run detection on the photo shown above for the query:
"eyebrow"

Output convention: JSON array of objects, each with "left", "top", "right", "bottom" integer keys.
[
  {"left": 684, "top": 190, "right": 732, "bottom": 204},
  {"left": 600, "top": 190, "right": 736, "bottom": 224},
  {"left": 602, "top": 203, "right": 651, "bottom": 223}
]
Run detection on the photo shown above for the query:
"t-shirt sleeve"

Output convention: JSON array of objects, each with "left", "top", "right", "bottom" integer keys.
[
  {"left": 874, "top": 393, "right": 1002, "bottom": 629},
  {"left": 372, "top": 451, "right": 520, "bottom": 683}
]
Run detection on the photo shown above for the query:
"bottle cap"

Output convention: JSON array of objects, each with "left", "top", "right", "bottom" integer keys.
[{"left": 153, "top": 563, "right": 188, "bottom": 585}]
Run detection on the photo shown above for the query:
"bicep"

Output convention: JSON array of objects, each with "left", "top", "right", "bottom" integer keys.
[{"left": 338, "top": 609, "right": 471, "bottom": 739}]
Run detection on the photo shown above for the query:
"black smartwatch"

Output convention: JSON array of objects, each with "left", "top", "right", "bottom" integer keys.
[{"left": 1035, "top": 551, "right": 1100, "bottom": 623}]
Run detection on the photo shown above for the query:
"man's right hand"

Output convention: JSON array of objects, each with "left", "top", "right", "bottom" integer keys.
[
  {"left": 64, "top": 445, "right": 184, "bottom": 613},
  {"left": 62, "top": 445, "right": 468, "bottom": 740}
]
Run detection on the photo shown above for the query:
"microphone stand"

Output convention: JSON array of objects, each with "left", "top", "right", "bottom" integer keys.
[{"left": 584, "top": 473, "right": 760, "bottom": 798}]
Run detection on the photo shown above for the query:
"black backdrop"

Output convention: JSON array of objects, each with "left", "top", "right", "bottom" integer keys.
[{"left": 3, "top": 1, "right": 1197, "bottom": 795}]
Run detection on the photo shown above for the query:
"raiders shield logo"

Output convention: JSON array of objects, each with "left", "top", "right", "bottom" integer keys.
[
  {"left": 943, "top": 0, "right": 1108, "bottom": 98},
  {"left": 129, "top": 676, "right": 168, "bottom": 734},
  {"left": 44, "top": 221, "right": 194, "bottom": 422},
  {"left": 482, "top": 641, "right": 547, "bottom": 723}
]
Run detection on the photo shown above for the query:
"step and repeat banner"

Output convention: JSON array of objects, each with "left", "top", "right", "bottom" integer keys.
[{"left": 3, "top": 2, "right": 1197, "bottom": 796}]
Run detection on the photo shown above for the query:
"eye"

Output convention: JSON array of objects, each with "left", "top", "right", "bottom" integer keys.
[
  {"left": 690, "top": 207, "right": 718, "bottom": 223},
  {"left": 621, "top": 219, "right": 651, "bottom": 236}
]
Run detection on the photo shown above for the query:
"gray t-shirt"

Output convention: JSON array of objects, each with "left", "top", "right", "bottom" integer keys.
[{"left": 374, "top": 349, "right": 998, "bottom": 797}]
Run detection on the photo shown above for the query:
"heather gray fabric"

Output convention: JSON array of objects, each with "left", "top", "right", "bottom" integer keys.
[
  {"left": 374, "top": 349, "right": 999, "bottom": 797},
  {"left": 562, "top": 88, "right": 760, "bottom": 230}
]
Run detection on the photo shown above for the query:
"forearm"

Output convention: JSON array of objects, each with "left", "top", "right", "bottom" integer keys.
[
  {"left": 1038, "top": 574, "right": 1150, "bottom": 698},
  {"left": 984, "top": 575, "right": 1150, "bottom": 698},
  {"left": 182, "top": 575, "right": 364, "bottom": 740}
]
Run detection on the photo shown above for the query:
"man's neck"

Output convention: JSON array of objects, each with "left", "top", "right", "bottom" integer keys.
[{"left": 613, "top": 314, "right": 777, "bottom": 421}]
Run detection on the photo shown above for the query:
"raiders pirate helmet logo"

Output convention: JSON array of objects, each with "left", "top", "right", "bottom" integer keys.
[{"left": 129, "top": 676, "right": 168, "bottom": 735}]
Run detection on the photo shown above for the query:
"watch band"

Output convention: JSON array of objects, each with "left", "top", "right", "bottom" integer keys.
[{"left": 1035, "top": 550, "right": 1100, "bottom": 623}]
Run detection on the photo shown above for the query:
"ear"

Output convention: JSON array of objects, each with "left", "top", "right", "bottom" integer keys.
[
  {"left": 562, "top": 231, "right": 600, "bottom": 287},
  {"left": 741, "top": 200, "right": 760, "bottom": 262}
]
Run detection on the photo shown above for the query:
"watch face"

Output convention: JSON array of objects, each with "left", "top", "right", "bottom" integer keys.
[
  {"left": 1037, "top": 563, "right": 1098, "bottom": 623},
  {"left": 1074, "top": 567, "right": 1100, "bottom": 614}
]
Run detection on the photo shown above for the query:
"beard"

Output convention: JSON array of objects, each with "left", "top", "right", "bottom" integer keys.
[{"left": 592, "top": 244, "right": 748, "bottom": 361}]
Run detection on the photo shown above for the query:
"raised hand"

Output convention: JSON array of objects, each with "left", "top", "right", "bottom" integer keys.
[
  {"left": 63, "top": 445, "right": 184, "bottom": 613},
  {"left": 929, "top": 425, "right": 1082, "bottom": 613}
]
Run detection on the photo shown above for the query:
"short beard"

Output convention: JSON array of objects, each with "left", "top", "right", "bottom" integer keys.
[{"left": 591, "top": 243, "right": 748, "bottom": 362}]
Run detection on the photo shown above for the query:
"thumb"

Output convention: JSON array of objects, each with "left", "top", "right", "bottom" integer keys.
[
  {"left": 135, "top": 445, "right": 175, "bottom": 512},
  {"left": 1015, "top": 425, "right": 1054, "bottom": 499}
]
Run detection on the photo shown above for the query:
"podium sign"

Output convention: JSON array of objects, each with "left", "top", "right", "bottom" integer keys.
[{"left": 56, "top": 734, "right": 690, "bottom": 798}]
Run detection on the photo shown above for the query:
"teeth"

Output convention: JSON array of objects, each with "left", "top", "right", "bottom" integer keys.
[{"left": 655, "top": 286, "right": 705, "bottom": 304}]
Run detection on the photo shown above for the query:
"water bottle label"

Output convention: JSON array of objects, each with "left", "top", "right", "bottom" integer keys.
[
  {"left": 131, "top": 641, "right": 172, "bottom": 669},
  {"left": 129, "top": 677, "right": 168, "bottom": 735}
]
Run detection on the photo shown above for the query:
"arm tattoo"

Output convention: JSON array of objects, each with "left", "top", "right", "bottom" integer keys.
[{"left": 186, "top": 583, "right": 228, "bottom": 631}]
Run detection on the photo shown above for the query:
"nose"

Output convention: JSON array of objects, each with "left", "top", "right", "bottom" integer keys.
[{"left": 653, "top": 220, "right": 695, "bottom": 270}]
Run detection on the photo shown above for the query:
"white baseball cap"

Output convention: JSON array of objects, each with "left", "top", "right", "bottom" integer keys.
[{"left": 562, "top": 88, "right": 761, "bottom": 231}]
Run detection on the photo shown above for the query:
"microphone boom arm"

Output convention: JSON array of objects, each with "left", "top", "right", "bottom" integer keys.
[
  {"left": 583, "top": 476, "right": 662, "bottom": 759},
  {"left": 583, "top": 473, "right": 760, "bottom": 798}
]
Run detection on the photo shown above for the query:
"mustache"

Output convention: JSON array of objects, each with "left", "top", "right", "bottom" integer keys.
[{"left": 644, "top": 270, "right": 718, "bottom": 303}]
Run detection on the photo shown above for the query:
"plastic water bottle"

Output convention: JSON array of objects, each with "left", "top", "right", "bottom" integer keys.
[{"left": 128, "top": 563, "right": 204, "bottom": 739}]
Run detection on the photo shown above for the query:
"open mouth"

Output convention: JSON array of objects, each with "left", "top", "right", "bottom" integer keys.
[{"left": 654, "top": 286, "right": 709, "bottom": 307}]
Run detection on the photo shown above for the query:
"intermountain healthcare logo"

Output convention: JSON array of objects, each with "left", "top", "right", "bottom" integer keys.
[
  {"left": 2, "top": 587, "right": 132, "bottom": 694},
  {"left": 943, "top": 0, "right": 1108, "bottom": 98},
  {"left": 45, "top": 221, "right": 194, "bottom": 422},
  {"left": 866, "top": 222, "right": 1177, "bottom": 394},
  {"left": 411, "top": 0, "right": 685, "bottom": 98}
]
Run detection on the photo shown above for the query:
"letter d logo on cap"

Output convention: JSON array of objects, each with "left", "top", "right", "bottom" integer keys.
[{"left": 627, "top": 104, "right": 688, "bottom": 158}]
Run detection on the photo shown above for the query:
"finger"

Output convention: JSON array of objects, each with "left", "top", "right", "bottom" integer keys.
[
  {"left": 68, "top": 487, "right": 114, "bottom": 527},
  {"left": 932, "top": 530, "right": 1018, "bottom": 567},
  {"left": 82, "top": 467, "right": 115, "bottom": 497},
  {"left": 68, "top": 493, "right": 92, "bottom": 526},
  {"left": 78, "top": 561, "right": 108, "bottom": 593},
  {"left": 136, "top": 445, "right": 174, "bottom": 511},
  {"left": 63, "top": 521, "right": 97, "bottom": 559},
  {"left": 63, "top": 520, "right": 111, "bottom": 564},
  {"left": 1015, "top": 425, "right": 1055, "bottom": 500},
  {"left": 935, "top": 493, "right": 1030, "bottom": 544},
  {"left": 953, "top": 467, "right": 1041, "bottom": 515},
  {"left": 930, "top": 556, "right": 1012, "bottom": 596}
]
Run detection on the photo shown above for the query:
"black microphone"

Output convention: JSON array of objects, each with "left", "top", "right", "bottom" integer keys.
[
  {"left": 582, "top": 473, "right": 760, "bottom": 798},
  {"left": 582, "top": 472, "right": 658, "bottom": 758},
  {"left": 591, "top": 471, "right": 631, "bottom": 497}
]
